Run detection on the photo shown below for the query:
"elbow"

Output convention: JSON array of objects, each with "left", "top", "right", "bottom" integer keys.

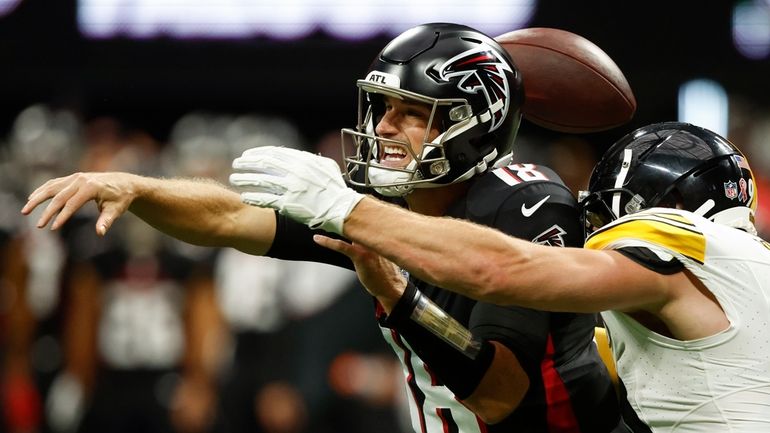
[{"left": 461, "top": 342, "right": 530, "bottom": 425}]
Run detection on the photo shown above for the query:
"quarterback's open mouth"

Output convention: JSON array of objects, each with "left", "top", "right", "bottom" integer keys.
[{"left": 378, "top": 144, "right": 411, "bottom": 167}]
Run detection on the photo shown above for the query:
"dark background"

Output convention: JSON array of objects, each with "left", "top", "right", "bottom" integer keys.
[{"left": 2, "top": 0, "right": 766, "bottom": 150}]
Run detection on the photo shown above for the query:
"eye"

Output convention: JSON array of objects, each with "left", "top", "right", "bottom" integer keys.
[
  {"left": 372, "top": 101, "right": 390, "bottom": 125},
  {"left": 406, "top": 108, "right": 429, "bottom": 120}
]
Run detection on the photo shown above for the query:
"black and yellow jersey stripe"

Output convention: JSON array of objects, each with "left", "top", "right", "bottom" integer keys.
[{"left": 585, "top": 211, "right": 706, "bottom": 264}]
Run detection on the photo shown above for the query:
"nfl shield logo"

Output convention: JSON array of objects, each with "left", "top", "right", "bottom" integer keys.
[{"left": 724, "top": 181, "right": 738, "bottom": 200}]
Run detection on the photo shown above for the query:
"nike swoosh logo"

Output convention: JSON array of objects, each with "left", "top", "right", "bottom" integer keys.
[{"left": 521, "top": 195, "right": 551, "bottom": 217}]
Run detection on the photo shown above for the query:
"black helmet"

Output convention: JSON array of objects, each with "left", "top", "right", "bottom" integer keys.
[
  {"left": 341, "top": 22, "right": 524, "bottom": 196},
  {"left": 580, "top": 121, "right": 758, "bottom": 235}
]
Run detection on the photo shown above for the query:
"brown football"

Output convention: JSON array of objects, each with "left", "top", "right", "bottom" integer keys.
[{"left": 496, "top": 27, "right": 637, "bottom": 133}]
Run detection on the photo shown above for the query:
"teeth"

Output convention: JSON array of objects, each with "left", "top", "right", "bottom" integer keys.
[{"left": 383, "top": 146, "right": 407, "bottom": 158}]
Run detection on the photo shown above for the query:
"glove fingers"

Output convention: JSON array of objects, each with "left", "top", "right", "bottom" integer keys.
[
  {"left": 319, "top": 156, "right": 343, "bottom": 175},
  {"left": 231, "top": 156, "right": 288, "bottom": 176},
  {"left": 235, "top": 147, "right": 345, "bottom": 186},
  {"left": 235, "top": 147, "right": 300, "bottom": 172},
  {"left": 242, "top": 146, "right": 304, "bottom": 165},
  {"left": 229, "top": 173, "right": 288, "bottom": 195},
  {"left": 241, "top": 145, "right": 280, "bottom": 157}
]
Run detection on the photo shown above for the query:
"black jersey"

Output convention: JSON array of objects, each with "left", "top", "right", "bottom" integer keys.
[{"left": 267, "top": 162, "right": 623, "bottom": 433}]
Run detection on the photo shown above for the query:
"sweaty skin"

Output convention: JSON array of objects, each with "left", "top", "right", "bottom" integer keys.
[
  {"left": 315, "top": 196, "right": 730, "bottom": 341},
  {"left": 22, "top": 172, "right": 277, "bottom": 255}
]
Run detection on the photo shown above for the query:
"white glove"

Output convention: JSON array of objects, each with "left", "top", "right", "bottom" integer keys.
[{"left": 230, "top": 146, "right": 365, "bottom": 234}]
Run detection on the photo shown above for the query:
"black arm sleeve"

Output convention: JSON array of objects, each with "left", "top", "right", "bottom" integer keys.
[
  {"left": 266, "top": 211, "right": 354, "bottom": 270},
  {"left": 382, "top": 282, "right": 495, "bottom": 399},
  {"left": 469, "top": 303, "right": 550, "bottom": 380}
]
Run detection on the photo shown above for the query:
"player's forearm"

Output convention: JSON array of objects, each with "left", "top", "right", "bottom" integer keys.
[
  {"left": 382, "top": 282, "right": 495, "bottom": 399},
  {"left": 128, "top": 175, "right": 275, "bottom": 254},
  {"left": 383, "top": 283, "right": 527, "bottom": 421},
  {"left": 345, "top": 198, "right": 656, "bottom": 313},
  {"left": 344, "top": 197, "right": 529, "bottom": 303},
  {"left": 345, "top": 197, "right": 603, "bottom": 310}
]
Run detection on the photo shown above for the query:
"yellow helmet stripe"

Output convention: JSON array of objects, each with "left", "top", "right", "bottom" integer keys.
[{"left": 586, "top": 217, "right": 706, "bottom": 264}]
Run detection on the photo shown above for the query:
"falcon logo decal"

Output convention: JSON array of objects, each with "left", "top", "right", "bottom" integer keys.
[
  {"left": 532, "top": 225, "right": 568, "bottom": 247},
  {"left": 439, "top": 45, "right": 512, "bottom": 132}
]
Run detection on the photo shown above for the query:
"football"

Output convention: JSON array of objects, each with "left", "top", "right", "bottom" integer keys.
[{"left": 495, "top": 27, "right": 637, "bottom": 133}]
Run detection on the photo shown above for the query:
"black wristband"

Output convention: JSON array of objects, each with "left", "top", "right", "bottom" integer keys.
[
  {"left": 380, "top": 282, "right": 496, "bottom": 399},
  {"left": 382, "top": 281, "right": 421, "bottom": 328}
]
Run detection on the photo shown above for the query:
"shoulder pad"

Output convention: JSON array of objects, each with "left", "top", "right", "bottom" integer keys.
[
  {"left": 586, "top": 211, "right": 706, "bottom": 264},
  {"left": 490, "top": 163, "right": 564, "bottom": 187},
  {"left": 469, "top": 164, "right": 575, "bottom": 209},
  {"left": 462, "top": 167, "right": 583, "bottom": 247}
]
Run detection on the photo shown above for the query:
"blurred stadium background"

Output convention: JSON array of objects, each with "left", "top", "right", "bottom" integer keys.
[
  {"left": 2, "top": 1, "right": 770, "bottom": 147},
  {"left": 1, "top": 1, "right": 769, "bottom": 433}
]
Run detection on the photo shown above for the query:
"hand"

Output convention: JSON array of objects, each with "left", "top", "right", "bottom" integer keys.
[
  {"left": 21, "top": 172, "right": 138, "bottom": 236},
  {"left": 230, "top": 146, "right": 364, "bottom": 234},
  {"left": 313, "top": 234, "right": 406, "bottom": 313}
]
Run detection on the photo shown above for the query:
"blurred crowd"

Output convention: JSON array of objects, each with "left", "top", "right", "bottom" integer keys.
[
  {"left": 0, "top": 103, "right": 768, "bottom": 433},
  {"left": 0, "top": 105, "right": 410, "bottom": 433}
]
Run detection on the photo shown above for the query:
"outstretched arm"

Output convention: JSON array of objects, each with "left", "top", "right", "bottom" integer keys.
[
  {"left": 22, "top": 172, "right": 276, "bottom": 255},
  {"left": 325, "top": 197, "right": 670, "bottom": 313},
  {"left": 335, "top": 198, "right": 729, "bottom": 341},
  {"left": 228, "top": 146, "right": 671, "bottom": 312}
]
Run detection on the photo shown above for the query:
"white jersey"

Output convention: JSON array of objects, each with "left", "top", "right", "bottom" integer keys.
[
  {"left": 380, "top": 328, "right": 486, "bottom": 433},
  {"left": 586, "top": 208, "right": 770, "bottom": 432}
]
